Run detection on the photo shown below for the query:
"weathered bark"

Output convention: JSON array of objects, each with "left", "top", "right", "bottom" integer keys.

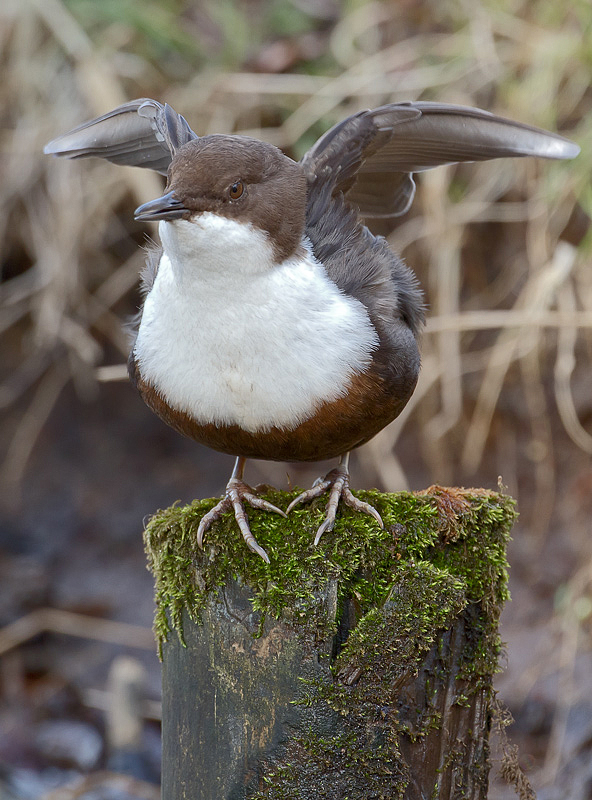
[{"left": 145, "top": 486, "right": 514, "bottom": 799}]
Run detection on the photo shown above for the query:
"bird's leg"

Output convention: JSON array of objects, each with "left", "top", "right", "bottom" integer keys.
[
  {"left": 196, "top": 456, "right": 286, "bottom": 563},
  {"left": 286, "top": 452, "right": 383, "bottom": 545}
]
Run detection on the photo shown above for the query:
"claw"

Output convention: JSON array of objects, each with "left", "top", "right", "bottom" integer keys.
[
  {"left": 286, "top": 478, "right": 332, "bottom": 515},
  {"left": 197, "top": 458, "right": 285, "bottom": 562},
  {"left": 287, "top": 453, "right": 384, "bottom": 544}
]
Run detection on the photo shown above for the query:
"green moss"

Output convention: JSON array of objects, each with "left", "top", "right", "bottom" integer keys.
[
  {"left": 148, "top": 485, "right": 515, "bottom": 798},
  {"left": 332, "top": 560, "right": 468, "bottom": 686},
  {"left": 144, "top": 487, "right": 514, "bottom": 659}
]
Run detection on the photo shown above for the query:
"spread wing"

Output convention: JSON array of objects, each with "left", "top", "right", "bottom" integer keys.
[
  {"left": 301, "top": 101, "right": 580, "bottom": 219},
  {"left": 44, "top": 98, "right": 197, "bottom": 175},
  {"left": 45, "top": 98, "right": 579, "bottom": 219}
]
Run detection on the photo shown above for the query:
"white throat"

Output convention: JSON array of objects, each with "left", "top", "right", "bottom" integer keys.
[{"left": 134, "top": 213, "right": 378, "bottom": 432}]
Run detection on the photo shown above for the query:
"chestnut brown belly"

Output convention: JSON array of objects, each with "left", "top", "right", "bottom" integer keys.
[{"left": 133, "top": 362, "right": 418, "bottom": 463}]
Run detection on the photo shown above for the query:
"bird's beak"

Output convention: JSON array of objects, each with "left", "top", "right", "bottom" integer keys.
[{"left": 134, "top": 190, "right": 189, "bottom": 221}]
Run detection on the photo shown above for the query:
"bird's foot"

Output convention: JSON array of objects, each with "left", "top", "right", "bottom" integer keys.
[
  {"left": 197, "top": 478, "right": 286, "bottom": 563},
  {"left": 286, "top": 463, "right": 383, "bottom": 545}
]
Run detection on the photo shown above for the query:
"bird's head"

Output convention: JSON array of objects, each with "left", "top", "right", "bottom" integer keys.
[{"left": 134, "top": 135, "right": 308, "bottom": 264}]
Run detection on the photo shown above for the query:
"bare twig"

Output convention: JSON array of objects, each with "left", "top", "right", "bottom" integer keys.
[{"left": 0, "top": 608, "right": 155, "bottom": 655}]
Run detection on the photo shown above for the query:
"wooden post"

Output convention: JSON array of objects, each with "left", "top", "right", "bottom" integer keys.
[{"left": 144, "top": 486, "right": 514, "bottom": 800}]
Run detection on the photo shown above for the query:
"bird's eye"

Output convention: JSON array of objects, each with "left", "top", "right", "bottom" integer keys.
[{"left": 229, "top": 181, "right": 244, "bottom": 200}]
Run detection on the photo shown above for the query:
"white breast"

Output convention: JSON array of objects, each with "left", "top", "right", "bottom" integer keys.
[{"left": 133, "top": 213, "right": 378, "bottom": 432}]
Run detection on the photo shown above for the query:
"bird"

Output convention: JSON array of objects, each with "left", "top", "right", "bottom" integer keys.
[{"left": 44, "top": 98, "right": 579, "bottom": 562}]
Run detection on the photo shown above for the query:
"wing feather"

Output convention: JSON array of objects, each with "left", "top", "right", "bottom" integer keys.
[
  {"left": 44, "top": 99, "right": 197, "bottom": 175},
  {"left": 302, "top": 101, "right": 579, "bottom": 220}
]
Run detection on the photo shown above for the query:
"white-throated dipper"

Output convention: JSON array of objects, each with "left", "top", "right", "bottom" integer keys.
[{"left": 45, "top": 98, "right": 579, "bottom": 562}]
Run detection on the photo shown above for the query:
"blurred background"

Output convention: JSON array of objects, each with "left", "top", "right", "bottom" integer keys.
[{"left": 1, "top": 0, "right": 591, "bottom": 798}]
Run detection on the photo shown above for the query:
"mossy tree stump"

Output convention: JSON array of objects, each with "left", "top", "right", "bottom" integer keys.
[{"left": 144, "top": 486, "right": 515, "bottom": 800}]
